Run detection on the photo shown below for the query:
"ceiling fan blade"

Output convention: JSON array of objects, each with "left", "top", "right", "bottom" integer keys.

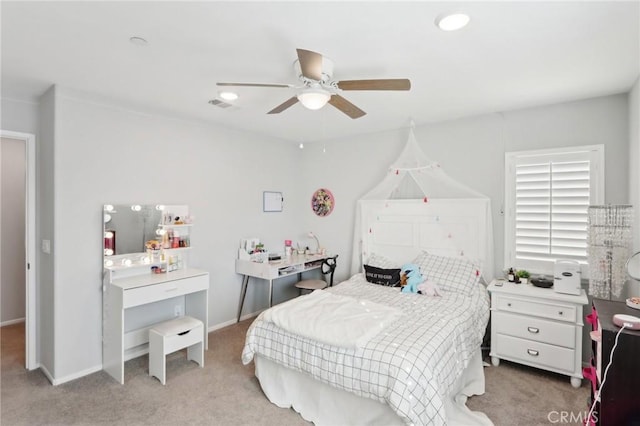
[
  {"left": 296, "top": 48, "right": 323, "bottom": 81},
  {"left": 267, "top": 97, "right": 299, "bottom": 114},
  {"left": 328, "top": 95, "right": 366, "bottom": 119},
  {"left": 336, "top": 79, "right": 411, "bottom": 91},
  {"left": 217, "top": 82, "right": 291, "bottom": 88}
]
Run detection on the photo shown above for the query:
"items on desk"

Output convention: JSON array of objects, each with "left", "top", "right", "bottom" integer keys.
[{"left": 238, "top": 237, "right": 270, "bottom": 263}]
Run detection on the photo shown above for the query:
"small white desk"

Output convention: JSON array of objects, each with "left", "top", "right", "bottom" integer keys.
[
  {"left": 235, "top": 253, "right": 329, "bottom": 322},
  {"left": 103, "top": 267, "right": 209, "bottom": 384}
]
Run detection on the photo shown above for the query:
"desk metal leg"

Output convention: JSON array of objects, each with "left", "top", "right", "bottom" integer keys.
[
  {"left": 237, "top": 275, "right": 249, "bottom": 323},
  {"left": 269, "top": 279, "right": 274, "bottom": 308}
]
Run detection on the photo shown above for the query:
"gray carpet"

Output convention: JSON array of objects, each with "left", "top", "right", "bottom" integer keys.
[{"left": 1, "top": 321, "right": 588, "bottom": 425}]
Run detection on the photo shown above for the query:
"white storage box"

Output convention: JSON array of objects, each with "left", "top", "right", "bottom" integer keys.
[
  {"left": 149, "top": 316, "right": 204, "bottom": 385},
  {"left": 554, "top": 260, "right": 582, "bottom": 295}
]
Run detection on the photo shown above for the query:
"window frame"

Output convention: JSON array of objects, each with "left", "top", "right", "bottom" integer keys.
[{"left": 504, "top": 144, "right": 605, "bottom": 276}]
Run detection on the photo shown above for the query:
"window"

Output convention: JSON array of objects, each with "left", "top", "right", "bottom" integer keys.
[{"left": 504, "top": 145, "right": 604, "bottom": 275}]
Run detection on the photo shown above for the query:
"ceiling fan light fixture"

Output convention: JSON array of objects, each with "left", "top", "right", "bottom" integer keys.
[
  {"left": 297, "top": 88, "right": 331, "bottom": 110},
  {"left": 435, "top": 13, "right": 470, "bottom": 31}
]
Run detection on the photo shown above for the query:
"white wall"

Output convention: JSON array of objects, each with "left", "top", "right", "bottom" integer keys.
[
  {"left": 1, "top": 98, "right": 39, "bottom": 135},
  {"left": 1, "top": 137, "right": 26, "bottom": 324},
  {"left": 627, "top": 77, "right": 640, "bottom": 298},
  {"left": 38, "top": 87, "right": 56, "bottom": 377},
  {"left": 302, "top": 94, "right": 630, "bottom": 278},
  {"left": 50, "top": 87, "right": 306, "bottom": 380}
]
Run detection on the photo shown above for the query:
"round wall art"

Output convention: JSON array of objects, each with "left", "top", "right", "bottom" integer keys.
[{"left": 311, "top": 188, "right": 335, "bottom": 217}]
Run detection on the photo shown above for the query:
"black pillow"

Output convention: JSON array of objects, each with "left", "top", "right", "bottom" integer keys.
[{"left": 364, "top": 265, "right": 401, "bottom": 287}]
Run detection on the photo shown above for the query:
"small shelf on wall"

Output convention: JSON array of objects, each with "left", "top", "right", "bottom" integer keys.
[
  {"left": 160, "top": 224, "right": 193, "bottom": 229},
  {"left": 163, "top": 247, "right": 192, "bottom": 252}
]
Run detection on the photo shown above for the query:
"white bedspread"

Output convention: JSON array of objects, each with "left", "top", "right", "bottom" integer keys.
[
  {"left": 242, "top": 274, "right": 490, "bottom": 426},
  {"left": 263, "top": 290, "right": 402, "bottom": 348}
]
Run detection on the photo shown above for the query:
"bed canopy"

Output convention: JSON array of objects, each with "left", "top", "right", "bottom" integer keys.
[{"left": 350, "top": 125, "right": 495, "bottom": 281}]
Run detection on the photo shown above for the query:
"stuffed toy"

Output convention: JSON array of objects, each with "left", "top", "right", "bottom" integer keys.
[
  {"left": 400, "top": 263, "right": 423, "bottom": 294},
  {"left": 417, "top": 279, "right": 442, "bottom": 297}
]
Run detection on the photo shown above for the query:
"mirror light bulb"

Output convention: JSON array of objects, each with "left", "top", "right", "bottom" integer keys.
[
  {"left": 131, "top": 205, "right": 141, "bottom": 211},
  {"left": 435, "top": 13, "right": 470, "bottom": 31}
]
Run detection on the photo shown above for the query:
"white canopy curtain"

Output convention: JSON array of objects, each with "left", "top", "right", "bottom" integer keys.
[{"left": 350, "top": 125, "right": 495, "bottom": 281}]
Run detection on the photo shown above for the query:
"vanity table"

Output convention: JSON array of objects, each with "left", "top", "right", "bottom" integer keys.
[
  {"left": 102, "top": 204, "right": 209, "bottom": 384},
  {"left": 103, "top": 267, "right": 209, "bottom": 384},
  {"left": 235, "top": 253, "right": 331, "bottom": 322}
]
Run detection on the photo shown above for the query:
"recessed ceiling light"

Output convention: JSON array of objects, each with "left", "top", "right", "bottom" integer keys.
[
  {"left": 129, "top": 36, "right": 148, "bottom": 46},
  {"left": 219, "top": 91, "right": 239, "bottom": 101},
  {"left": 435, "top": 13, "right": 470, "bottom": 31}
]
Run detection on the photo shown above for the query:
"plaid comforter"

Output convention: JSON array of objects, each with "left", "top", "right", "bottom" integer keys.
[{"left": 242, "top": 274, "right": 489, "bottom": 425}]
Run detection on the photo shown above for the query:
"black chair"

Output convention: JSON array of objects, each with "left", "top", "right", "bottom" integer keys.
[{"left": 294, "top": 255, "right": 338, "bottom": 294}]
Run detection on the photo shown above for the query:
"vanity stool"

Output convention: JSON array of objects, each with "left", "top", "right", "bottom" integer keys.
[
  {"left": 149, "top": 316, "right": 204, "bottom": 385},
  {"left": 294, "top": 255, "right": 338, "bottom": 294}
]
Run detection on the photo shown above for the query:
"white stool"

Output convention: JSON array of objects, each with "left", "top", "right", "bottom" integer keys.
[
  {"left": 149, "top": 316, "right": 204, "bottom": 385},
  {"left": 294, "top": 279, "right": 328, "bottom": 293}
]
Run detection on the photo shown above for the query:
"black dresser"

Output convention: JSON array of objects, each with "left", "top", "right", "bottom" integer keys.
[{"left": 587, "top": 299, "right": 640, "bottom": 426}]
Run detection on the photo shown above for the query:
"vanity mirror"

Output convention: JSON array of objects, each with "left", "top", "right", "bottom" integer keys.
[
  {"left": 627, "top": 251, "right": 640, "bottom": 281},
  {"left": 103, "top": 204, "right": 191, "bottom": 269}
]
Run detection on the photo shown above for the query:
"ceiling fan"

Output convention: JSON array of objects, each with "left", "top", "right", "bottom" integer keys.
[{"left": 216, "top": 48, "right": 411, "bottom": 119}]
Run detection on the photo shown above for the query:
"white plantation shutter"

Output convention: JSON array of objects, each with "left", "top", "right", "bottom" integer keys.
[{"left": 505, "top": 146, "right": 604, "bottom": 275}]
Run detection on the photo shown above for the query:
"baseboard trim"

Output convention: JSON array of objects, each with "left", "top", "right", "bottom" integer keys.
[
  {"left": 207, "top": 309, "right": 264, "bottom": 333},
  {"left": 1, "top": 318, "right": 25, "bottom": 327},
  {"left": 44, "top": 364, "right": 103, "bottom": 386},
  {"left": 39, "top": 364, "right": 55, "bottom": 385}
]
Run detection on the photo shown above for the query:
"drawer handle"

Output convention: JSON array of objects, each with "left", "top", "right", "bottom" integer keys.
[
  {"left": 527, "top": 349, "right": 539, "bottom": 357},
  {"left": 507, "top": 302, "right": 512, "bottom": 307},
  {"left": 527, "top": 327, "right": 540, "bottom": 334},
  {"left": 558, "top": 311, "right": 564, "bottom": 316},
  {"left": 165, "top": 287, "right": 179, "bottom": 292}
]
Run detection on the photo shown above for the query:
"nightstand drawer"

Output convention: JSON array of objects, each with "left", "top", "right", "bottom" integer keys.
[
  {"left": 494, "top": 334, "right": 575, "bottom": 373},
  {"left": 493, "top": 311, "right": 576, "bottom": 348},
  {"left": 495, "top": 294, "right": 576, "bottom": 322}
]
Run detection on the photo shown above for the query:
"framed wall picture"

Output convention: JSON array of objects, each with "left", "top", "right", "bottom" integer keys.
[
  {"left": 311, "top": 188, "right": 334, "bottom": 217},
  {"left": 263, "top": 191, "right": 283, "bottom": 212}
]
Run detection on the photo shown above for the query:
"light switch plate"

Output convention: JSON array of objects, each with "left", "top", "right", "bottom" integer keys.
[{"left": 41, "top": 239, "right": 51, "bottom": 254}]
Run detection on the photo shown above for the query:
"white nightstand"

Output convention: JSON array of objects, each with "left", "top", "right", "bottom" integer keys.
[{"left": 488, "top": 279, "right": 588, "bottom": 388}]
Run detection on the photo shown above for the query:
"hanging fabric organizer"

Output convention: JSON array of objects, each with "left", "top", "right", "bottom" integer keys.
[{"left": 350, "top": 125, "right": 495, "bottom": 282}]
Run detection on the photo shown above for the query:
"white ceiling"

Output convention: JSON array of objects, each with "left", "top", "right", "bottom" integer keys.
[{"left": 2, "top": 1, "right": 639, "bottom": 142}]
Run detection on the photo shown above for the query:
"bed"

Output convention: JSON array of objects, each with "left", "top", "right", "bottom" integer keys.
[{"left": 242, "top": 199, "right": 494, "bottom": 425}]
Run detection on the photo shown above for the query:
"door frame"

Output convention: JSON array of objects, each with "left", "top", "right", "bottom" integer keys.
[{"left": 1, "top": 130, "right": 37, "bottom": 370}]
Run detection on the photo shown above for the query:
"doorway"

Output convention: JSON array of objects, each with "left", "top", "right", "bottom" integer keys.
[{"left": 0, "top": 130, "right": 36, "bottom": 370}]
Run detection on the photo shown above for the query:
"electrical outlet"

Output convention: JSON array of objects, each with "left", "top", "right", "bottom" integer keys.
[{"left": 174, "top": 305, "right": 182, "bottom": 317}]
